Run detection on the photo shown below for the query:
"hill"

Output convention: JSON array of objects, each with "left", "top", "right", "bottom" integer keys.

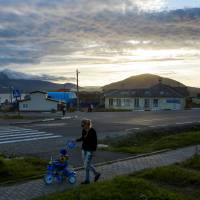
[
  {"left": 0, "top": 69, "right": 77, "bottom": 93},
  {"left": 103, "top": 74, "right": 186, "bottom": 91}
]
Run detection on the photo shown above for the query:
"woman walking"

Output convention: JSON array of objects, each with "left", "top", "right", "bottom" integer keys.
[{"left": 76, "top": 119, "right": 101, "bottom": 184}]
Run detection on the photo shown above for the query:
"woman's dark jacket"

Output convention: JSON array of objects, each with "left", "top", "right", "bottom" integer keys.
[{"left": 76, "top": 128, "right": 97, "bottom": 151}]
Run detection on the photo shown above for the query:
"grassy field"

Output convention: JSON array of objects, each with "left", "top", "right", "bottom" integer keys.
[
  {"left": 101, "top": 126, "right": 200, "bottom": 154},
  {"left": 35, "top": 154, "right": 200, "bottom": 200},
  {"left": 0, "top": 155, "right": 47, "bottom": 184}
]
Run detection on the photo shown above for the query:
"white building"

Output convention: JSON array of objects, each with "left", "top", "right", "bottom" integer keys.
[
  {"left": 104, "top": 83, "right": 188, "bottom": 111},
  {"left": 19, "top": 91, "right": 61, "bottom": 112}
]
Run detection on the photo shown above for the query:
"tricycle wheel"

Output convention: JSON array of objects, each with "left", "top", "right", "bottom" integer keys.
[
  {"left": 44, "top": 174, "right": 54, "bottom": 185},
  {"left": 68, "top": 174, "right": 76, "bottom": 184}
]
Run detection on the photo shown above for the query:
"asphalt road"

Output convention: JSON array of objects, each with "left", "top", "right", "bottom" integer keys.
[
  {"left": 0, "top": 109, "right": 200, "bottom": 167},
  {"left": 19, "top": 109, "right": 200, "bottom": 139}
]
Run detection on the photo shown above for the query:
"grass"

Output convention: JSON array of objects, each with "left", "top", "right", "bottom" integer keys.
[
  {"left": 35, "top": 154, "right": 200, "bottom": 200},
  {"left": 136, "top": 165, "right": 200, "bottom": 187},
  {"left": 36, "top": 177, "right": 184, "bottom": 200},
  {"left": 0, "top": 155, "right": 47, "bottom": 184},
  {"left": 181, "top": 154, "right": 200, "bottom": 171},
  {"left": 0, "top": 114, "right": 24, "bottom": 120},
  {"left": 0, "top": 114, "right": 47, "bottom": 120},
  {"left": 101, "top": 126, "right": 200, "bottom": 154}
]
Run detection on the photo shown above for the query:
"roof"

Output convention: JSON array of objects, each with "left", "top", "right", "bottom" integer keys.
[
  {"left": 19, "top": 97, "right": 65, "bottom": 104},
  {"left": 30, "top": 91, "right": 47, "bottom": 94},
  {"left": 104, "top": 83, "right": 188, "bottom": 98}
]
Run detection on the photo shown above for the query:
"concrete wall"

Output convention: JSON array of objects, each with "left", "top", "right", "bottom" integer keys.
[
  {"left": 19, "top": 93, "right": 58, "bottom": 111},
  {"left": 105, "top": 97, "right": 186, "bottom": 111}
]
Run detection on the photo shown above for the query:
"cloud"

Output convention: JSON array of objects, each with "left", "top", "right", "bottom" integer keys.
[
  {"left": 0, "top": 1, "right": 199, "bottom": 71},
  {"left": 0, "top": 68, "right": 75, "bottom": 82}
]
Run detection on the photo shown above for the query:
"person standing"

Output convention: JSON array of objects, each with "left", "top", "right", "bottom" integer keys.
[
  {"left": 76, "top": 119, "right": 101, "bottom": 184},
  {"left": 90, "top": 104, "right": 94, "bottom": 112},
  {"left": 62, "top": 105, "right": 66, "bottom": 116}
]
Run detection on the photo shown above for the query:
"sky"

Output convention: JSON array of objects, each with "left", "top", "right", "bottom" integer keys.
[{"left": 0, "top": 0, "right": 200, "bottom": 87}]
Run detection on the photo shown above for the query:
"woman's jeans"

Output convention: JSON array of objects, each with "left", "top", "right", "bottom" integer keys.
[{"left": 82, "top": 150, "right": 98, "bottom": 182}]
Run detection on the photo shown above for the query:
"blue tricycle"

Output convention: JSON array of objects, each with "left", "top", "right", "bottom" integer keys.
[{"left": 44, "top": 140, "right": 77, "bottom": 185}]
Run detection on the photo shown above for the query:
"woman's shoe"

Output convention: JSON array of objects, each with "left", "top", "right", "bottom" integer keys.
[{"left": 94, "top": 173, "right": 101, "bottom": 182}]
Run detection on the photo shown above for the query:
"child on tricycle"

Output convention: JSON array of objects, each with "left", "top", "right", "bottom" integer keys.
[{"left": 44, "top": 141, "right": 76, "bottom": 185}]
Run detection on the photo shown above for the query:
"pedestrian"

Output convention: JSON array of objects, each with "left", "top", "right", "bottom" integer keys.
[
  {"left": 62, "top": 104, "right": 66, "bottom": 116},
  {"left": 88, "top": 104, "right": 91, "bottom": 112},
  {"left": 90, "top": 104, "right": 93, "bottom": 112},
  {"left": 76, "top": 119, "right": 101, "bottom": 184}
]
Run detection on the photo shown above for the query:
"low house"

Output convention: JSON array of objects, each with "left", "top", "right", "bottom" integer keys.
[
  {"left": 19, "top": 91, "right": 61, "bottom": 112},
  {"left": 104, "top": 83, "right": 188, "bottom": 111}
]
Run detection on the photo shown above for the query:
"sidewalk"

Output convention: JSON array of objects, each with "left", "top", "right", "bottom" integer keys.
[{"left": 0, "top": 145, "right": 198, "bottom": 200}]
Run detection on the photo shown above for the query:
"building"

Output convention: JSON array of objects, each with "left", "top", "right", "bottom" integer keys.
[
  {"left": 19, "top": 91, "right": 61, "bottom": 112},
  {"left": 104, "top": 83, "right": 188, "bottom": 111},
  {"left": 47, "top": 92, "right": 76, "bottom": 105},
  {"left": 79, "top": 91, "right": 102, "bottom": 108}
]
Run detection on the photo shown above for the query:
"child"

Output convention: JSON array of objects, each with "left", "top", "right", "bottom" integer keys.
[
  {"left": 55, "top": 149, "right": 69, "bottom": 174},
  {"left": 59, "top": 149, "right": 69, "bottom": 165}
]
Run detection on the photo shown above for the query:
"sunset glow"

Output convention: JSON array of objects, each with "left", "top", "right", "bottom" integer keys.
[{"left": 0, "top": 0, "right": 200, "bottom": 87}]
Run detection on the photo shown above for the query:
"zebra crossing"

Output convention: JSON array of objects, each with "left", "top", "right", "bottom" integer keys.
[{"left": 0, "top": 126, "right": 62, "bottom": 145}]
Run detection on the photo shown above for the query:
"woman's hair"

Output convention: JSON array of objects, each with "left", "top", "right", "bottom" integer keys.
[{"left": 81, "top": 119, "right": 92, "bottom": 129}]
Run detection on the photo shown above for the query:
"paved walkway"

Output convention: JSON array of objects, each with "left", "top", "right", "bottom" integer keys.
[{"left": 0, "top": 145, "right": 199, "bottom": 200}]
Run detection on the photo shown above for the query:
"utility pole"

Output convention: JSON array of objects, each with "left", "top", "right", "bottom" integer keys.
[{"left": 76, "top": 69, "right": 80, "bottom": 111}]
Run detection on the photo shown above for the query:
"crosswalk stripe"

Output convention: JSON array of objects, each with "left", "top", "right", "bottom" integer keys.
[
  {"left": 0, "top": 130, "right": 45, "bottom": 135},
  {"left": 0, "top": 132, "right": 53, "bottom": 139},
  {"left": 0, "top": 135, "right": 62, "bottom": 144},
  {"left": 0, "top": 128, "right": 33, "bottom": 131},
  {"left": 0, "top": 126, "right": 62, "bottom": 144},
  {"left": 0, "top": 133, "right": 54, "bottom": 141}
]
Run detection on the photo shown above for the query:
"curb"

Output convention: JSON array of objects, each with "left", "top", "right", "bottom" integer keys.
[{"left": 74, "top": 148, "right": 171, "bottom": 171}]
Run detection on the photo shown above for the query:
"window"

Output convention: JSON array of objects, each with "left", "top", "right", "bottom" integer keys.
[
  {"left": 144, "top": 99, "right": 150, "bottom": 108},
  {"left": 23, "top": 104, "right": 28, "bottom": 108},
  {"left": 124, "top": 98, "right": 131, "bottom": 106},
  {"left": 134, "top": 98, "right": 139, "bottom": 108},
  {"left": 116, "top": 99, "right": 121, "bottom": 107},
  {"left": 153, "top": 99, "right": 158, "bottom": 107},
  {"left": 145, "top": 91, "right": 150, "bottom": 95},
  {"left": 109, "top": 98, "right": 113, "bottom": 106}
]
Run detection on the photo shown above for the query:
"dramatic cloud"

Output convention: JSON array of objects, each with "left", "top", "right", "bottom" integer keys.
[
  {"left": 0, "top": 68, "right": 75, "bottom": 82},
  {"left": 0, "top": 0, "right": 200, "bottom": 86}
]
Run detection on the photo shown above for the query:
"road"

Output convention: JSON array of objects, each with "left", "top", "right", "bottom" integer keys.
[{"left": 0, "top": 109, "right": 199, "bottom": 167}]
